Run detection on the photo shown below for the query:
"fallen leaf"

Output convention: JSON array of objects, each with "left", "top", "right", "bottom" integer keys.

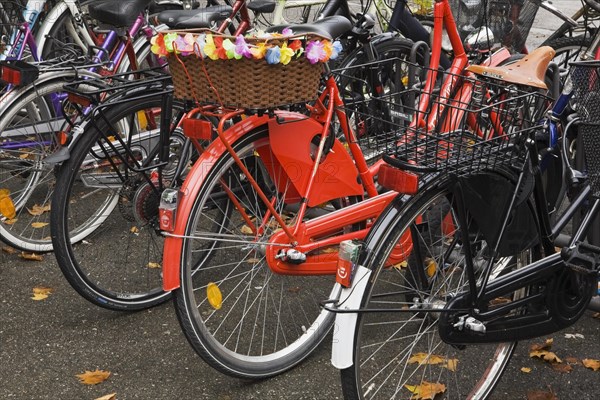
[
  {"left": 565, "top": 357, "right": 579, "bottom": 364},
  {"left": 240, "top": 225, "right": 254, "bottom": 235},
  {"left": 76, "top": 369, "right": 111, "bottom": 385},
  {"left": 530, "top": 350, "right": 562, "bottom": 364},
  {"left": 393, "top": 261, "right": 408, "bottom": 270},
  {"left": 564, "top": 333, "right": 584, "bottom": 339},
  {"left": 147, "top": 262, "right": 161, "bottom": 269},
  {"left": 19, "top": 153, "right": 32, "bottom": 159},
  {"left": 130, "top": 226, "right": 139, "bottom": 234},
  {"left": 489, "top": 297, "right": 512, "bottom": 305},
  {"left": 592, "top": 312, "right": 600, "bottom": 319},
  {"left": 526, "top": 389, "right": 558, "bottom": 400},
  {"left": 31, "top": 222, "right": 49, "bottom": 229},
  {"left": 444, "top": 359, "right": 458, "bottom": 372},
  {"left": 3, "top": 218, "right": 18, "bottom": 225},
  {"left": 582, "top": 359, "right": 600, "bottom": 371},
  {"left": 19, "top": 252, "right": 43, "bottom": 261},
  {"left": 26, "top": 204, "right": 51, "bottom": 216},
  {"left": 408, "top": 353, "right": 447, "bottom": 366},
  {"left": 404, "top": 381, "right": 446, "bottom": 400},
  {"left": 320, "top": 247, "right": 338, "bottom": 254},
  {"left": 31, "top": 286, "right": 53, "bottom": 301},
  {"left": 551, "top": 363, "right": 572, "bottom": 373},
  {"left": 2, "top": 246, "right": 16, "bottom": 254},
  {"left": 245, "top": 258, "right": 261, "bottom": 264},
  {"left": 95, "top": 394, "right": 116, "bottom": 400},
  {"left": 521, "top": 367, "right": 532, "bottom": 373},
  {"left": 530, "top": 338, "right": 553, "bottom": 352}
]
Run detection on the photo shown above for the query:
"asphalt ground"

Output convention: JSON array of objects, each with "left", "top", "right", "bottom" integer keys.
[{"left": 2, "top": 1, "right": 600, "bottom": 399}]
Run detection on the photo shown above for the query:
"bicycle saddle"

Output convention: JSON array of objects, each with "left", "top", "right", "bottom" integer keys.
[
  {"left": 267, "top": 15, "right": 352, "bottom": 40},
  {"left": 466, "top": 46, "right": 556, "bottom": 90},
  {"left": 247, "top": 0, "right": 276, "bottom": 14},
  {"left": 89, "top": 0, "right": 152, "bottom": 28},
  {"left": 157, "top": 6, "right": 233, "bottom": 29}
]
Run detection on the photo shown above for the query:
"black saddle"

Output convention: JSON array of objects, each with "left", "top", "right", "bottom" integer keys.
[
  {"left": 157, "top": 6, "right": 233, "bottom": 29},
  {"left": 247, "top": 0, "right": 276, "bottom": 14},
  {"left": 89, "top": 0, "right": 153, "bottom": 28}
]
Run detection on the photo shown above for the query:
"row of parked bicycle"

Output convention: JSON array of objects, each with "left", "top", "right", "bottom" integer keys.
[{"left": 1, "top": 0, "right": 600, "bottom": 398}]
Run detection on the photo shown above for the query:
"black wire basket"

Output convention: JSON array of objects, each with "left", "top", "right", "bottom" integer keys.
[
  {"left": 570, "top": 60, "right": 600, "bottom": 198},
  {"left": 335, "top": 58, "right": 550, "bottom": 176}
]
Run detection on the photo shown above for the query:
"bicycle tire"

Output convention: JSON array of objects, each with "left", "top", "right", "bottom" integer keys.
[
  {"left": 340, "top": 173, "right": 529, "bottom": 400},
  {"left": 0, "top": 77, "right": 86, "bottom": 252},
  {"left": 39, "top": 0, "right": 96, "bottom": 61},
  {"left": 51, "top": 93, "right": 186, "bottom": 310},
  {"left": 174, "top": 125, "right": 344, "bottom": 378},
  {"left": 542, "top": 35, "right": 592, "bottom": 73}
]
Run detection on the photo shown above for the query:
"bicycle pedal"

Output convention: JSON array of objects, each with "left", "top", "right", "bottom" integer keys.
[{"left": 561, "top": 242, "right": 600, "bottom": 274}]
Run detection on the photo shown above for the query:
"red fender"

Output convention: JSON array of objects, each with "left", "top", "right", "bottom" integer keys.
[{"left": 162, "top": 111, "right": 362, "bottom": 290}]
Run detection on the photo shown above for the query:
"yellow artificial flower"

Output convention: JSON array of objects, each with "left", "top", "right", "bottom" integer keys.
[
  {"left": 279, "top": 42, "right": 295, "bottom": 65},
  {"left": 204, "top": 33, "right": 219, "bottom": 60}
]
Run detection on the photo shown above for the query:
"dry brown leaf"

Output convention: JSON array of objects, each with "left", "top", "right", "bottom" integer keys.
[
  {"left": 521, "top": 367, "right": 532, "bottom": 373},
  {"left": 530, "top": 338, "right": 553, "bottom": 352},
  {"left": 19, "top": 252, "right": 43, "bottom": 261},
  {"left": 2, "top": 246, "right": 16, "bottom": 254},
  {"left": 76, "top": 369, "right": 111, "bottom": 385},
  {"left": 26, "top": 204, "right": 51, "bottom": 216},
  {"left": 19, "top": 153, "right": 32, "bottom": 159},
  {"left": 95, "top": 394, "right": 116, "bottom": 400},
  {"left": 404, "top": 381, "right": 446, "bottom": 400},
  {"left": 526, "top": 389, "right": 558, "bottom": 400},
  {"left": 565, "top": 357, "right": 579, "bottom": 364},
  {"left": 551, "top": 363, "right": 572, "bottom": 373},
  {"left": 593, "top": 312, "right": 600, "bottom": 319},
  {"left": 31, "top": 222, "right": 49, "bottom": 229},
  {"left": 530, "top": 350, "right": 562, "bottom": 364},
  {"left": 130, "top": 226, "right": 139, "bottom": 233},
  {"left": 245, "top": 258, "right": 261, "bottom": 264},
  {"left": 489, "top": 297, "right": 512, "bottom": 306},
  {"left": 320, "top": 247, "right": 338, "bottom": 254},
  {"left": 3, "top": 218, "right": 18, "bottom": 225},
  {"left": 147, "top": 262, "right": 161, "bottom": 269},
  {"left": 582, "top": 359, "right": 600, "bottom": 371}
]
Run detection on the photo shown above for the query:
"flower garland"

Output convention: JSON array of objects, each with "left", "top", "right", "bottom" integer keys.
[{"left": 150, "top": 29, "right": 343, "bottom": 65}]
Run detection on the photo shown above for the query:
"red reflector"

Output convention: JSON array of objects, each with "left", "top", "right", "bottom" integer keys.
[
  {"left": 378, "top": 164, "right": 418, "bottom": 195},
  {"left": 0, "top": 60, "right": 39, "bottom": 86},
  {"left": 182, "top": 118, "right": 213, "bottom": 140},
  {"left": 67, "top": 92, "right": 92, "bottom": 107}
]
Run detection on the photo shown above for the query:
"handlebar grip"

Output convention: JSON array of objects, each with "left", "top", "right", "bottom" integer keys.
[{"left": 584, "top": 0, "right": 600, "bottom": 14}]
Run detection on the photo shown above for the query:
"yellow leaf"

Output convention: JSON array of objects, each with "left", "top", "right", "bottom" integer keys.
[
  {"left": 529, "top": 350, "right": 562, "bottom": 364},
  {"left": 393, "top": 261, "right": 408, "bottom": 270},
  {"left": 426, "top": 259, "right": 436, "bottom": 277},
  {"left": 31, "top": 286, "right": 53, "bottom": 301},
  {"left": 31, "top": 222, "right": 49, "bottom": 229},
  {"left": 0, "top": 193, "right": 16, "bottom": 220},
  {"left": 582, "top": 359, "right": 600, "bottom": 371},
  {"left": 404, "top": 381, "right": 446, "bottom": 400},
  {"left": 95, "top": 394, "right": 117, "bottom": 400},
  {"left": 130, "top": 226, "right": 139, "bottom": 233},
  {"left": 445, "top": 359, "right": 458, "bottom": 372},
  {"left": 521, "top": 367, "right": 531, "bottom": 373},
  {"left": 206, "top": 282, "right": 222, "bottom": 310},
  {"left": 76, "top": 369, "right": 111, "bottom": 385},
  {"left": 19, "top": 252, "right": 43, "bottom": 261},
  {"left": 147, "top": 262, "right": 161, "bottom": 269},
  {"left": 3, "top": 218, "right": 18, "bottom": 225},
  {"left": 27, "top": 204, "right": 51, "bottom": 216},
  {"left": 2, "top": 246, "right": 16, "bottom": 254},
  {"left": 240, "top": 225, "right": 254, "bottom": 235},
  {"left": 320, "top": 247, "right": 338, "bottom": 254},
  {"left": 408, "top": 353, "right": 446, "bottom": 366},
  {"left": 19, "top": 152, "right": 32, "bottom": 159}
]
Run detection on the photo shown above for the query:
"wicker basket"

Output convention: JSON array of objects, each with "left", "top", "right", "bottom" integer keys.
[{"left": 167, "top": 44, "right": 324, "bottom": 109}]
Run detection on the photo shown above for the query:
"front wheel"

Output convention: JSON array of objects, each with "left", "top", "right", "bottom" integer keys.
[
  {"left": 341, "top": 174, "right": 523, "bottom": 400},
  {"left": 174, "top": 126, "right": 342, "bottom": 378}
]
